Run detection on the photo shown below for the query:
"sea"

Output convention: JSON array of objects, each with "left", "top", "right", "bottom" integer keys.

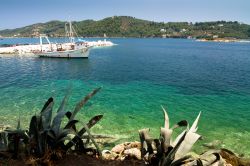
[{"left": 0, "top": 38, "right": 250, "bottom": 156}]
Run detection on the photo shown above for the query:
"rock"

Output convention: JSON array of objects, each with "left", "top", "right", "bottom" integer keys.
[
  {"left": 203, "top": 140, "right": 222, "bottom": 149},
  {"left": 111, "top": 141, "right": 141, "bottom": 154},
  {"left": 102, "top": 150, "right": 112, "bottom": 160},
  {"left": 124, "top": 148, "right": 141, "bottom": 160},
  {"left": 220, "top": 149, "right": 250, "bottom": 166},
  {"left": 0, "top": 125, "right": 11, "bottom": 131},
  {"left": 186, "top": 151, "right": 200, "bottom": 159},
  {"left": 110, "top": 141, "right": 142, "bottom": 161},
  {"left": 111, "top": 143, "right": 125, "bottom": 154},
  {"left": 102, "top": 150, "right": 119, "bottom": 160},
  {"left": 125, "top": 141, "right": 141, "bottom": 149}
]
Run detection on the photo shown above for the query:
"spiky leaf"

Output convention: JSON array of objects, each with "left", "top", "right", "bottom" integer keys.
[
  {"left": 65, "top": 115, "right": 103, "bottom": 149},
  {"left": 40, "top": 97, "right": 54, "bottom": 129},
  {"left": 161, "top": 132, "right": 187, "bottom": 166},
  {"left": 70, "top": 87, "right": 101, "bottom": 121},
  {"left": 161, "top": 106, "right": 170, "bottom": 129}
]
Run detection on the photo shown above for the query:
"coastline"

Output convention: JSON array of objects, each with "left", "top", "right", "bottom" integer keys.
[{"left": 196, "top": 38, "right": 250, "bottom": 43}]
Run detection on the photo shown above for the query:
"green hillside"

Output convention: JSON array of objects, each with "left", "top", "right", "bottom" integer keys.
[{"left": 1, "top": 16, "right": 250, "bottom": 39}]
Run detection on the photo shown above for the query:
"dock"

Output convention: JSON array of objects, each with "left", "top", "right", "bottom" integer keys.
[{"left": 0, "top": 40, "right": 115, "bottom": 57}]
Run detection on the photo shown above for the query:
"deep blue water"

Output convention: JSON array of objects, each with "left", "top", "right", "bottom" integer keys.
[{"left": 0, "top": 38, "right": 250, "bottom": 155}]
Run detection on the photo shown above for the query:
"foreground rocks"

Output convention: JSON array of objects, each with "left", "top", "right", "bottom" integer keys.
[
  {"left": 102, "top": 141, "right": 141, "bottom": 161},
  {"left": 101, "top": 141, "right": 250, "bottom": 166},
  {"left": 1, "top": 144, "right": 249, "bottom": 166},
  {"left": 220, "top": 149, "right": 250, "bottom": 166}
]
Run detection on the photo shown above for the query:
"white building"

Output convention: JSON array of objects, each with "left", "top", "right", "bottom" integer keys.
[{"left": 160, "top": 29, "right": 166, "bottom": 33}]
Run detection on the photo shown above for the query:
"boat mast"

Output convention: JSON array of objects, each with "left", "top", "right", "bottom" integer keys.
[
  {"left": 39, "top": 34, "right": 51, "bottom": 52},
  {"left": 69, "top": 21, "right": 74, "bottom": 44}
]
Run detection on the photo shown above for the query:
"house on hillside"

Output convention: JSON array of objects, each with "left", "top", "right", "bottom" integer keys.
[{"left": 160, "top": 29, "right": 166, "bottom": 33}]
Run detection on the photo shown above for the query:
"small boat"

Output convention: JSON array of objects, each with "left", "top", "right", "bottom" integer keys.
[
  {"left": 38, "top": 46, "right": 89, "bottom": 58},
  {"left": 36, "top": 21, "right": 90, "bottom": 58}
]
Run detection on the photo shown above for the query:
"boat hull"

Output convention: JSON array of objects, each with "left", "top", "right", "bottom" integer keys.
[{"left": 37, "top": 48, "right": 89, "bottom": 58}]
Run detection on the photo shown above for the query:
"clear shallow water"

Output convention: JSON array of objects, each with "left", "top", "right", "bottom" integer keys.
[{"left": 0, "top": 38, "right": 250, "bottom": 156}]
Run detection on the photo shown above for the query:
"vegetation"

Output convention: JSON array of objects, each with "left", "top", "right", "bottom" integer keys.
[
  {"left": 0, "top": 87, "right": 104, "bottom": 165},
  {"left": 138, "top": 107, "right": 224, "bottom": 165},
  {"left": 0, "top": 16, "right": 250, "bottom": 39},
  {"left": 1, "top": 88, "right": 250, "bottom": 165}
]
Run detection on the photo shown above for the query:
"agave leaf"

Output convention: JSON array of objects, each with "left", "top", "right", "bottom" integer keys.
[
  {"left": 41, "top": 97, "right": 53, "bottom": 112},
  {"left": 29, "top": 116, "right": 38, "bottom": 136},
  {"left": 63, "top": 111, "right": 77, "bottom": 131},
  {"left": 17, "top": 113, "right": 21, "bottom": 130},
  {"left": 78, "top": 115, "right": 103, "bottom": 136},
  {"left": 51, "top": 90, "right": 71, "bottom": 134},
  {"left": 56, "top": 88, "right": 71, "bottom": 113},
  {"left": 210, "top": 155, "right": 225, "bottom": 166},
  {"left": 56, "top": 129, "right": 74, "bottom": 141},
  {"left": 47, "top": 130, "right": 56, "bottom": 140},
  {"left": 28, "top": 115, "right": 43, "bottom": 155},
  {"left": 161, "top": 106, "right": 170, "bottom": 129},
  {"left": 161, "top": 132, "right": 187, "bottom": 166},
  {"left": 211, "top": 161, "right": 223, "bottom": 166},
  {"left": 139, "top": 128, "right": 154, "bottom": 155},
  {"left": 171, "top": 130, "right": 186, "bottom": 147},
  {"left": 171, "top": 120, "right": 188, "bottom": 129},
  {"left": 65, "top": 115, "right": 103, "bottom": 149},
  {"left": 139, "top": 128, "right": 151, "bottom": 140},
  {"left": 210, "top": 153, "right": 222, "bottom": 165},
  {"left": 160, "top": 127, "right": 173, "bottom": 153},
  {"left": 197, "top": 159, "right": 204, "bottom": 166},
  {"left": 51, "top": 110, "right": 68, "bottom": 134},
  {"left": 175, "top": 132, "right": 201, "bottom": 160},
  {"left": 40, "top": 98, "right": 54, "bottom": 129},
  {"left": 64, "top": 120, "right": 79, "bottom": 129},
  {"left": 176, "top": 132, "right": 201, "bottom": 159},
  {"left": 200, "top": 151, "right": 223, "bottom": 166},
  {"left": 70, "top": 87, "right": 101, "bottom": 121},
  {"left": 139, "top": 128, "right": 150, "bottom": 150},
  {"left": 174, "top": 112, "right": 202, "bottom": 159},
  {"left": 184, "top": 161, "right": 198, "bottom": 166},
  {"left": 82, "top": 123, "right": 102, "bottom": 156},
  {"left": 65, "top": 111, "right": 72, "bottom": 119},
  {"left": 56, "top": 136, "right": 72, "bottom": 144},
  {"left": 170, "top": 155, "right": 192, "bottom": 166},
  {"left": 189, "top": 112, "right": 201, "bottom": 133}
]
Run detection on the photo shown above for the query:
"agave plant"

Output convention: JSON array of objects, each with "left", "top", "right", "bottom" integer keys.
[
  {"left": 139, "top": 106, "right": 224, "bottom": 166},
  {"left": 3, "top": 87, "right": 104, "bottom": 160},
  {"left": 4, "top": 115, "right": 29, "bottom": 159},
  {"left": 0, "top": 125, "right": 10, "bottom": 152},
  {"left": 29, "top": 87, "right": 104, "bottom": 157}
]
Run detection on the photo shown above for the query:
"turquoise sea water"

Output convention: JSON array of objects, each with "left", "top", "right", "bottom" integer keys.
[{"left": 0, "top": 38, "right": 250, "bottom": 156}]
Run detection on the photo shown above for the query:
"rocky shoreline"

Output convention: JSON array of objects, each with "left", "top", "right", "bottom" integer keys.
[
  {"left": 196, "top": 38, "right": 250, "bottom": 43},
  {"left": 101, "top": 141, "right": 250, "bottom": 166}
]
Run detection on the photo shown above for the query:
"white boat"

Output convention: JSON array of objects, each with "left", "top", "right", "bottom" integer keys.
[
  {"left": 36, "top": 21, "right": 90, "bottom": 58},
  {"left": 38, "top": 46, "right": 89, "bottom": 58}
]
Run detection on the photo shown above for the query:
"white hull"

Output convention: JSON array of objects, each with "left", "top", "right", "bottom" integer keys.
[{"left": 37, "top": 47, "right": 89, "bottom": 58}]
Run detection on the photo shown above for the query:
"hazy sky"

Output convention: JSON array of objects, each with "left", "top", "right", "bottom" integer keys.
[{"left": 0, "top": 0, "right": 249, "bottom": 29}]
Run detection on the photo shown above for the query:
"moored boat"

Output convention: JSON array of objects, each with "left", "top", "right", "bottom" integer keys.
[
  {"left": 38, "top": 47, "right": 89, "bottom": 58},
  {"left": 36, "top": 21, "right": 90, "bottom": 58}
]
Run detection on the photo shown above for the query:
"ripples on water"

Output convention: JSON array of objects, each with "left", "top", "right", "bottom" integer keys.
[{"left": 0, "top": 38, "right": 250, "bottom": 155}]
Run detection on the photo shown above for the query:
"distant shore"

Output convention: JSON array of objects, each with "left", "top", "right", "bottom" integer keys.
[{"left": 196, "top": 38, "right": 250, "bottom": 43}]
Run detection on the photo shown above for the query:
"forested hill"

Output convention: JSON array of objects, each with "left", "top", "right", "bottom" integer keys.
[{"left": 1, "top": 16, "right": 250, "bottom": 39}]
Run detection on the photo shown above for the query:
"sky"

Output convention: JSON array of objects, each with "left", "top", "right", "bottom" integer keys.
[{"left": 0, "top": 0, "right": 250, "bottom": 29}]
